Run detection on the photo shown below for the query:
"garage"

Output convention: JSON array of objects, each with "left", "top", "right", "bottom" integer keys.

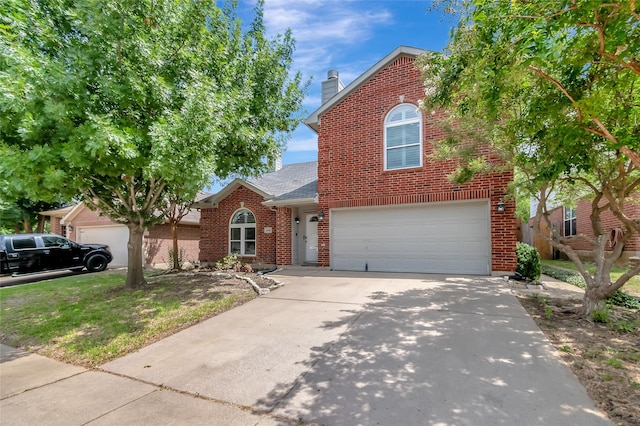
[
  {"left": 76, "top": 225, "right": 129, "bottom": 267},
  {"left": 330, "top": 201, "right": 490, "bottom": 275}
]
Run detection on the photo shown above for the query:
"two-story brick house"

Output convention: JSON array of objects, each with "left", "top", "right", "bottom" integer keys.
[{"left": 196, "top": 46, "right": 517, "bottom": 275}]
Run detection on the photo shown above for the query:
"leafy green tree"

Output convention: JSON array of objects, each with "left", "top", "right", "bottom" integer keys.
[
  {"left": 421, "top": 1, "right": 640, "bottom": 314},
  {"left": 0, "top": 198, "right": 66, "bottom": 234},
  {"left": 0, "top": 200, "right": 25, "bottom": 234},
  {"left": 1, "top": 0, "right": 307, "bottom": 289}
]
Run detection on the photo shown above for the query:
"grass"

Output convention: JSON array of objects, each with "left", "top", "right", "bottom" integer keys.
[
  {"left": 0, "top": 270, "right": 255, "bottom": 366},
  {"left": 541, "top": 259, "right": 640, "bottom": 296}
]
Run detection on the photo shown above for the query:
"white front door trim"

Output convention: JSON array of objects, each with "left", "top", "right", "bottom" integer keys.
[{"left": 304, "top": 213, "right": 319, "bottom": 263}]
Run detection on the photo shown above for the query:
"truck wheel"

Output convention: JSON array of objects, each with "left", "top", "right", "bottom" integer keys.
[{"left": 86, "top": 254, "right": 108, "bottom": 272}]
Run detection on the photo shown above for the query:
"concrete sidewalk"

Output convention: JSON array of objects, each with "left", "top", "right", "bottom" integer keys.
[{"left": 1, "top": 269, "right": 611, "bottom": 425}]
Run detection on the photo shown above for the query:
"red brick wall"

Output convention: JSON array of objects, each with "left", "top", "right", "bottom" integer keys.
[
  {"left": 275, "top": 207, "right": 293, "bottom": 265},
  {"left": 199, "top": 186, "right": 277, "bottom": 265},
  {"left": 316, "top": 55, "right": 517, "bottom": 272},
  {"left": 50, "top": 217, "right": 63, "bottom": 236},
  {"left": 549, "top": 199, "right": 640, "bottom": 255},
  {"left": 146, "top": 224, "right": 200, "bottom": 266}
]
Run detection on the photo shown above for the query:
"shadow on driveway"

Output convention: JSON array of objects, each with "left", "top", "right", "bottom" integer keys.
[{"left": 259, "top": 277, "right": 609, "bottom": 425}]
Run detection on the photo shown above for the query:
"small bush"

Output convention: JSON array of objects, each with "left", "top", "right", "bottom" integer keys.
[
  {"left": 615, "top": 319, "right": 638, "bottom": 333},
  {"left": 606, "top": 358, "right": 623, "bottom": 369},
  {"left": 516, "top": 242, "right": 541, "bottom": 281},
  {"left": 592, "top": 307, "right": 610, "bottom": 323},
  {"left": 607, "top": 290, "right": 640, "bottom": 310},
  {"left": 544, "top": 306, "right": 554, "bottom": 320},
  {"left": 167, "top": 247, "right": 186, "bottom": 270},
  {"left": 541, "top": 264, "right": 586, "bottom": 288},
  {"left": 215, "top": 254, "right": 252, "bottom": 273}
]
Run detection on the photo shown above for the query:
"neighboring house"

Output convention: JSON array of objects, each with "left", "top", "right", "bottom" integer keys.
[
  {"left": 527, "top": 199, "right": 640, "bottom": 263},
  {"left": 196, "top": 46, "right": 517, "bottom": 275},
  {"left": 40, "top": 200, "right": 203, "bottom": 268}
]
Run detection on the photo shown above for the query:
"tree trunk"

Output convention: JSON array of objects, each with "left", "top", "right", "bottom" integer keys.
[
  {"left": 23, "top": 218, "right": 32, "bottom": 233},
  {"left": 171, "top": 220, "right": 180, "bottom": 270},
  {"left": 582, "top": 286, "right": 607, "bottom": 316},
  {"left": 36, "top": 215, "right": 46, "bottom": 233},
  {"left": 125, "top": 225, "right": 147, "bottom": 290}
]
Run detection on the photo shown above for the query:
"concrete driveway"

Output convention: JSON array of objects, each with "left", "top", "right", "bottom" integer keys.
[{"left": 1, "top": 268, "right": 610, "bottom": 425}]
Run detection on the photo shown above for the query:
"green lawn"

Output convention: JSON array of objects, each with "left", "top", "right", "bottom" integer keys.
[
  {"left": 0, "top": 270, "right": 255, "bottom": 366},
  {"left": 541, "top": 259, "right": 640, "bottom": 296}
]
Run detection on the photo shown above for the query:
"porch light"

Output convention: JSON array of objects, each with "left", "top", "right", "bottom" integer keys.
[
  {"left": 496, "top": 200, "right": 506, "bottom": 212},
  {"left": 318, "top": 210, "right": 325, "bottom": 221},
  {"left": 295, "top": 217, "right": 300, "bottom": 224}
]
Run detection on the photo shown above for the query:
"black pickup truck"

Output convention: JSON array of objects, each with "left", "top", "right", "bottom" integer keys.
[{"left": 0, "top": 234, "right": 113, "bottom": 276}]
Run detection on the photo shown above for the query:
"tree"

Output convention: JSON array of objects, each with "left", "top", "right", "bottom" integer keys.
[
  {"left": 163, "top": 192, "right": 194, "bottom": 271},
  {"left": 0, "top": 0, "right": 307, "bottom": 289},
  {"left": 0, "top": 198, "right": 66, "bottom": 234},
  {"left": 420, "top": 1, "right": 640, "bottom": 314}
]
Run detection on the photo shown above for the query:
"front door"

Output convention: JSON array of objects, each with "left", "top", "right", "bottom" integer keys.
[{"left": 304, "top": 213, "right": 319, "bottom": 263}]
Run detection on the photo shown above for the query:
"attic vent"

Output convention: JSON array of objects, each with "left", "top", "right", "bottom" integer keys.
[{"left": 391, "top": 56, "right": 415, "bottom": 67}]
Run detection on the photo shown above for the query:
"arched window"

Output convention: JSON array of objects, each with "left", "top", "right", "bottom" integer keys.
[
  {"left": 384, "top": 104, "right": 422, "bottom": 170},
  {"left": 229, "top": 209, "right": 256, "bottom": 256}
]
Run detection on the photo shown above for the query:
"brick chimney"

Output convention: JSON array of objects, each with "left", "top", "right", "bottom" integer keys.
[{"left": 321, "top": 70, "right": 344, "bottom": 104}]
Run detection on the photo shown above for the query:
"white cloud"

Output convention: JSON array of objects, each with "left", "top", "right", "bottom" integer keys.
[
  {"left": 286, "top": 136, "right": 318, "bottom": 152},
  {"left": 262, "top": 0, "right": 393, "bottom": 78},
  {"left": 244, "top": 0, "right": 400, "bottom": 160},
  {"left": 302, "top": 93, "right": 322, "bottom": 109}
]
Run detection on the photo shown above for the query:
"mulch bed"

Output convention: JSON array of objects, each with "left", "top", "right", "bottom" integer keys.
[{"left": 517, "top": 296, "right": 640, "bottom": 426}]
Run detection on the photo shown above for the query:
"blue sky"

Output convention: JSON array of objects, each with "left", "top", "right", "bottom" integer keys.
[{"left": 211, "top": 1, "right": 457, "bottom": 191}]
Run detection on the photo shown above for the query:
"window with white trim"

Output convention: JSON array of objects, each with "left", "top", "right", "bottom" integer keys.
[
  {"left": 384, "top": 104, "right": 422, "bottom": 170},
  {"left": 230, "top": 209, "right": 256, "bottom": 256},
  {"left": 564, "top": 207, "right": 577, "bottom": 236}
]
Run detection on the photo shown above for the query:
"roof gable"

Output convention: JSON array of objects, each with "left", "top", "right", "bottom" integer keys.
[
  {"left": 305, "top": 46, "right": 426, "bottom": 132},
  {"left": 39, "top": 204, "right": 76, "bottom": 218},
  {"left": 195, "top": 161, "right": 318, "bottom": 208},
  {"left": 194, "top": 179, "right": 272, "bottom": 208}
]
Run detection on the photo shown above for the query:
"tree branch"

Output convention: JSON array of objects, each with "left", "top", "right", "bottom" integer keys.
[
  {"left": 631, "top": 0, "right": 640, "bottom": 20},
  {"left": 528, "top": 67, "right": 640, "bottom": 168}
]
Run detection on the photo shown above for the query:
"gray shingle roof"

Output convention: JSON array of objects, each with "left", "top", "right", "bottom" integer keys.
[
  {"left": 193, "top": 161, "right": 318, "bottom": 208},
  {"left": 248, "top": 161, "right": 317, "bottom": 201}
]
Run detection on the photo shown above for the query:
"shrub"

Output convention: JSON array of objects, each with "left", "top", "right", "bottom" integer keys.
[
  {"left": 214, "top": 254, "right": 252, "bottom": 273},
  {"left": 516, "top": 242, "right": 541, "bottom": 281},
  {"left": 541, "top": 264, "right": 586, "bottom": 288},
  {"left": 592, "top": 307, "right": 610, "bottom": 323},
  {"left": 607, "top": 290, "right": 640, "bottom": 310},
  {"left": 167, "top": 247, "right": 186, "bottom": 270},
  {"left": 215, "top": 254, "right": 243, "bottom": 271},
  {"left": 542, "top": 264, "right": 639, "bottom": 310}
]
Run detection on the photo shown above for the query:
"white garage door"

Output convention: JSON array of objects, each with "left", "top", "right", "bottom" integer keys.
[
  {"left": 330, "top": 201, "right": 490, "bottom": 275},
  {"left": 77, "top": 226, "right": 129, "bottom": 267}
]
